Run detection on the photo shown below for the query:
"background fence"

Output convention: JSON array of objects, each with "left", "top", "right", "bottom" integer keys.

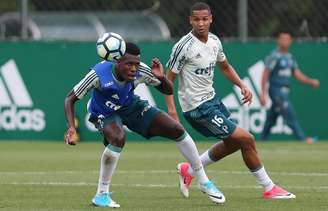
[
  {"left": 1, "top": 0, "right": 328, "bottom": 41},
  {"left": 1, "top": 0, "right": 327, "bottom": 141}
]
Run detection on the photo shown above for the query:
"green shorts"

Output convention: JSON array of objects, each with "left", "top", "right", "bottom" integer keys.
[
  {"left": 89, "top": 96, "right": 163, "bottom": 145},
  {"left": 183, "top": 96, "right": 237, "bottom": 139}
]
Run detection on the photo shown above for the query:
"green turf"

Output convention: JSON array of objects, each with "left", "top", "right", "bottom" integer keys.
[{"left": 0, "top": 141, "right": 328, "bottom": 211}]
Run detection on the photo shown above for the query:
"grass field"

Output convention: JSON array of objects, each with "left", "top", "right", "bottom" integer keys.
[{"left": 0, "top": 140, "right": 328, "bottom": 211}]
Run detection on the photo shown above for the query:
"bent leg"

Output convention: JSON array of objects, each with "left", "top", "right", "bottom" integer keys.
[
  {"left": 182, "top": 101, "right": 239, "bottom": 166},
  {"left": 224, "top": 127, "right": 261, "bottom": 169},
  {"left": 206, "top": 126, "right": 261, "bottom": 169},
  {"left": 148, "top": 112, "right": 210, "bottom": 184},
  {"left": 148, "top": 112, "right": 185, "bottom": 139},
  {"left": 206, "top": 126, "right": 274, "bottom": 192},
  {"left": 223, "top": 124, "right": 296, "bottom": 198},
  {"left": 94, "top": 115, "right": 125, "bottom": 195},
  {"left": 102, "top": 121, "right": 126, "bottom": 148}
]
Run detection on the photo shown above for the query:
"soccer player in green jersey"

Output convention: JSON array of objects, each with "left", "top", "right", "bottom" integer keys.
[{"left": 260, "top": 31, "right": 320, "bottom": 143}]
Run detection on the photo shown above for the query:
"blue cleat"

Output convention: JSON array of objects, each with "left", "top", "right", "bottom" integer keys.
[
  {"left": 199, "top": 180, "right": 225, "bottom": 204},
  {"left": 92, "top": 192, "right": 120, "bottom": 208}
]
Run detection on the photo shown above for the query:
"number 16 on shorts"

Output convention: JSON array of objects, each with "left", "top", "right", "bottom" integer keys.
[{"left": 211, "top": 115, "right": 229, "bottom": 134}]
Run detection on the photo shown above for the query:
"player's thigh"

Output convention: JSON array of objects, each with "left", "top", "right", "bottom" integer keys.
[
  {"left": 89, "top": 113, "right": 125, "bottom": 147},
  {"left": 280, "top": 98, "right": 298, "bottom": 121},
  {"left": 121, "top": 97, "right": 170, "bottom": 139},
  {"left": 184, "top": 104, "right": 236, "bottom": 139},
  {"left": 271, "top": 91, "right": 288, "bottom": 113},
  {"left": 102, "top": 121, "right": 126, "bottom": 148},
  {"left": 147, "top": 112, "right": 185, "bottom": 139}
]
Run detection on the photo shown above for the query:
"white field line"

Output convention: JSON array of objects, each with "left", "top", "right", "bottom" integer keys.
[
  {"left": 0, "top": 170, "right": 328, "bottom": 177},
  {"left": 1, "top": 181, "right": 328, "bottom": 190}
]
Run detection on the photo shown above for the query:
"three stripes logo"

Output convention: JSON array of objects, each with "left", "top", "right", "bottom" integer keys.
[
  {"left": 222, "top": 61, "right": 292, "bottom": 135},
  {"left": 0, "top": 60, "right": 45, "bottom": 131}
]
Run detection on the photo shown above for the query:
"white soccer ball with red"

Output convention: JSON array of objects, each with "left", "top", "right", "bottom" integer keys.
[{"left": 96, "top": 32, "right": 126, "bottom": 61}]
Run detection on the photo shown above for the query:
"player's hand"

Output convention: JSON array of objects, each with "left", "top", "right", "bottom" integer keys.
[
  {"left": 260, "top": 94, "right": 267, "bottom": 106},
  {"left": 151, "top": 58, "right": 164, "bottom": 80},
  {"left": 240, "top": 85, "right": 253, "bottom": 105},
  {"left": 310, "top": 79, "right": 320, "bottom": 88},
  {"left": 65, "top": 126, "right": 77, "bottom": 145}
]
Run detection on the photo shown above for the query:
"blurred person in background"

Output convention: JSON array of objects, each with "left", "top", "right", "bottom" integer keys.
[{"left": 260, "top": 31, "right": 320, "bottom": 143}]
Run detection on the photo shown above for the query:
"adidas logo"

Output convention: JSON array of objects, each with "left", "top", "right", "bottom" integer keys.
[
  {"left": 111, "top": 94, "right": 119, "bottom": 100},
  {"left": 0, "top": 60, "right": 32, "bottom": 107},
  {"left": 195, "top": 53, "right": 202, "bottom": 59},
  {"left": 104, "top": 81, "right": 114, "bottom": 87},
  {"left": 222, "top": 60, "right": 292, "bottom": 135},
  {"left": 0, "top": 59, "right": 45, "bottom": 131}
]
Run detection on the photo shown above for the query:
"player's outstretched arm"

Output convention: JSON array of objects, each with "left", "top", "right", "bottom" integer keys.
[
  {"left": 63, "top": 70, "right": 98, "bottom": 145},
  {"left": 218, "top": 60, "right": 253, "bottom": 105},
  {"left": 64, "top": 90, "right": 79, "bottom": 145},
  {"left": 294, "top": 69, "right": 320, "bottom": 88},
  {"left": 151, "top": 58, "right": 173, "bottom": 95},
  {"left": 165, "top": 70, "right": 180, "bottom": 122},
  {"left": 260, "top": 68, "right": 270, "bottom": 106}
]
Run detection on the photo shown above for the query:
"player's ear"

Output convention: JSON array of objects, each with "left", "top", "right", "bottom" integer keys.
[{"left": 189, "top": 15, "right": 192, "bottom": 25}]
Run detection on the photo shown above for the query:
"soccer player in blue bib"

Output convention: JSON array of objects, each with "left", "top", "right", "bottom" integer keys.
[
  {"left": 64, "top": 42, "right": 224, "bottom": 207},
  {"left": 260, "top": 31, "right": 320, "bottom": 143}
]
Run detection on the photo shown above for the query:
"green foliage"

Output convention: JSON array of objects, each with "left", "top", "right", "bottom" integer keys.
[
  {"left": 0, "top": 0, "right": 20, "bottom": 13},
  {"left": 1, "top": 0, "right": 327, "bottom": 38}
]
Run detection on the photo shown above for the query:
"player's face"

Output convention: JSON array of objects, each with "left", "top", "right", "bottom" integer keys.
[
  {"left": 277, "top": 33, "right": 292, "bottom": 51},
  {"left": 117, "top": 54, "right": 140, "bottom": 81},
  {"left": 190, "top": 10, "right": 212, "bottom": 37}
]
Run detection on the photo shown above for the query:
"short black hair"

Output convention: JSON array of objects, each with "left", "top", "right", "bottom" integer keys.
[
  {"left": 125, "top": 42, "right": 140, "bottom": 56},
  {"left": 276, "top": 30, "right": 293, "bottom": 37},
  {"left": 190, "top": 2, "right": 211, "bottom": 15}
]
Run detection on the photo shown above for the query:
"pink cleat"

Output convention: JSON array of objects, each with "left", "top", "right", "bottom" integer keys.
[
  {"left": 263, "top": 185, "right": 296, "bottom": 199},
  {"left": 177, "top": 162, "right": 194, "bottom": 198}
]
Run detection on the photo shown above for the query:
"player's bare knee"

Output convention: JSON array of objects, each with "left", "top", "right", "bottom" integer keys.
[
  {"left": 246, "top": 134, "right": 256, "bottom": 149},
  {"left": 249, "top": 133, "right": 255, "bottom": 142},
  {"left": 240, "top": 133, "right": 256, "bottom": 149},
  {"left": 173, "top": 122, "right": 186, "bottom": 138},
  {"left": 107, "top": 132, "right": 125, "bottom": 148},
  {"left": 165, "top": 122, "right": 185, "bottom": 140}
]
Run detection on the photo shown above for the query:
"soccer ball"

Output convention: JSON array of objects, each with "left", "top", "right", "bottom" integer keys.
[{"left": 96, "top": 32, "right": 126, "bottom": 61}]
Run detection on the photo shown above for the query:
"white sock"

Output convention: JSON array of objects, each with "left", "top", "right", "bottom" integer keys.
[
  {"left": 187, "top": 150, "right": 216, "bottom": 177},
  {"left": 96, "top": 145, "right": 121, "bottom": 194},
  {"left": 175, "top": 132, "right": 209, "bottom": 184},
  {"left": 251, "top": 166, "right": 275, "bottom": 192},
  {"left": 200, "top": 150, "right": 216, "bottom": 167}
]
